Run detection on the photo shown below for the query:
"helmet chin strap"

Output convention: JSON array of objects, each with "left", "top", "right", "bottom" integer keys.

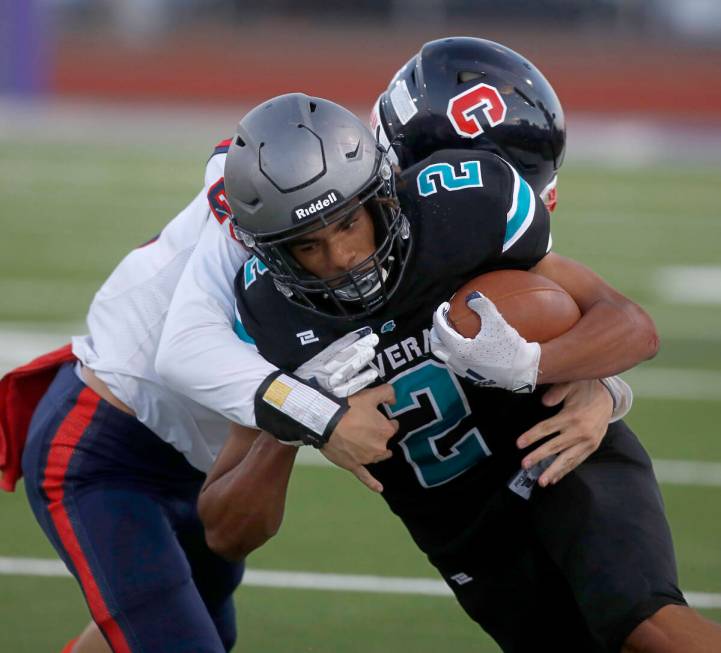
[
  {"left": 332, "top": 266, "right": 389, "bottom": 303},
  {"left": 330, "top": 213, "right": 408, "bottom": 304}
]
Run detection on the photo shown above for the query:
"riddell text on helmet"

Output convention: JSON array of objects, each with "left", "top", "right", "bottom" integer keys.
[{"left": 293, "top": 191, "right": 341, "bottom": 221}]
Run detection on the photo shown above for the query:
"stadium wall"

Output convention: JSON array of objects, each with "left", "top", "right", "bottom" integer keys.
[{"left": 49, "top": 23, "right": 721, "bottom": 119}]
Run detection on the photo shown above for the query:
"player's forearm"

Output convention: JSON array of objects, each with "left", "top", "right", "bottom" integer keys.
[
  {"left": 156, "top": 215, "right": 277, "bottom": 427},
  {"left": 537, "top": 297, "right": 659, "bottom": 383},
  {"left": 156, "top": 321, "right": 275, "bottom": 428},
  {"left": 198, "top": 432, "right": 297, "bottom": 560}
]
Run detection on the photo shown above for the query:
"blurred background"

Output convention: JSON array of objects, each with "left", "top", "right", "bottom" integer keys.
[
  {"left": 4, "top": 0, "right": 721, "bottom": 104},
  {"left": 1, "top": 2, "right": 720, "bottom": 652},
  {"left": 3, "top": 0, "right": 721, "bottom": 140}
]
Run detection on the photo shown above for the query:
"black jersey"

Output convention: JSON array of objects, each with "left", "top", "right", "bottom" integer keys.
[{"left": 235, "top": 149, "right": 559, "bottom": 550}]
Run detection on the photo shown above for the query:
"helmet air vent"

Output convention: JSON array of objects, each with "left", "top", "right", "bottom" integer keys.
[
  {"left": 458, "top": 71, "right": 484, "bottom": 84},
  {"left": 235, "top": 136, "right": 246, "bottom": 147},
  {"left": 309, "top": 101, "right": 317, "bottom": 113},
  {"left": 345, "top": 139, "right": 361, "bottom": 160}
]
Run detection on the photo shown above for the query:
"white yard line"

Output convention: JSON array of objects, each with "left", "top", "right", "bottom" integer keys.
[
  {"left": 296, "top": 449, "right": 721, "bottom": 487},
  {"left": 244, "top": 570, "right": 451, "bottom": 596},
  {"left": 651, "top": 460, "right": 721, "bottom": 487},
  {"left": 655, "top": 266, "right": 721, "bottom": 305},
  {"left": 623, "top": 367, "right": 721, "bottom": 401},
  {"left": 1, "top": 556, "right": 719, "bottom": 608},
  {"left": 1, "top": 328, "right": 720, "bottom": 400},
  {"left": 0, "top": 328, "right": 76, "bottom": 373},
  {"left": 3, "top": 328, "right": 721, "bottom": 487}
]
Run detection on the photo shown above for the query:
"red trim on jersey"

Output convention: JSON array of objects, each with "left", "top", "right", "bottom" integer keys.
[
  {"left": 60, "top": 638, "right": 78, "bottom": 653},
  {"left": 41, "top": 388, "right": 132, "bottom": 653},
  {"left": 214, "top": 137, "right": 233, "bottom": 150},
  {"left": 0, "top": 344, "right": 75, "bottom": 492},
  {"left": 136, "top": 233, "right": 160, "bottom": 248}
]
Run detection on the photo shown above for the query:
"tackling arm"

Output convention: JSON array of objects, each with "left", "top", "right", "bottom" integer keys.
[
  {"left": 198, "top": 423, "right": 297, "bottom": 560},
  {"left": 532, "top": 252, "right": 659, "bottom": 383},
  {"left": 156, "top": 216, "right": 392, "bottom": 458},
  {"left": 156, "top": 217, "right": 276, "bottom": 428},
  {"left": 429, "top": 162, "right": 650, "bottom": 393}
]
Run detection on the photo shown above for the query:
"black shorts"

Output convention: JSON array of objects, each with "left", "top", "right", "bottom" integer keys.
[{"left": 419, "top": 421, "right": 687, "bottom": 653}]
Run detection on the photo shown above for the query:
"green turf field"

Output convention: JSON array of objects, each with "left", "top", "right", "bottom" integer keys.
[{"left": 1, "top": 138, "right": 720, "bottom": 652}]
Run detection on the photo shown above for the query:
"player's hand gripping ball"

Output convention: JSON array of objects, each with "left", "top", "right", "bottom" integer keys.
[{"left": 430, "top": 270, "right": 580, "bottom": 392}]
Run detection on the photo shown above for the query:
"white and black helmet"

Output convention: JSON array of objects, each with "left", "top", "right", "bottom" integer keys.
[{"left": 226, "top": 93, "right": 411, "bottom": 319}]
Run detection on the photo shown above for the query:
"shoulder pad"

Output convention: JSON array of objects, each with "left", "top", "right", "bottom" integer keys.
[{"left": 205, "top": 148, "right": 227, "bottom": 188}]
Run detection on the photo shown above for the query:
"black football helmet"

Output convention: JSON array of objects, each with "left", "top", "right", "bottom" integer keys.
[
  {"left": 226, "top": 93, "right": 411, "bottom": 319},
  {"left": 371, "top": 37, "right": 566, "bottom": 210}
]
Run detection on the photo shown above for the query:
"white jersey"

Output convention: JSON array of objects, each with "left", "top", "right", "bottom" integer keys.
[{"left": 73, "top": 142, "right": 275, "bottom": 472}]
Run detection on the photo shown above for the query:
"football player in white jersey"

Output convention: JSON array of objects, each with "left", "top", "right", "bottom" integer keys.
[
  {"left": 9, "top": 40, "right": 633, "bottom": 653},
  {"left": 15, "top": 137, "right": 392, "bottom": 653}
]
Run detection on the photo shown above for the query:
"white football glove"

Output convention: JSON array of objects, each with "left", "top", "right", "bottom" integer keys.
[
  {"left": 295, "top": 327, "right": 379, "bottom": 398},
  {"left": 430, "top": 291, "right": 541, "bottom": 393}
]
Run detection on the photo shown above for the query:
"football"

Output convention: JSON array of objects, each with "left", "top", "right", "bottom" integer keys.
[{"left": 447, "top": 269, "right": 581, "bottom": 342}]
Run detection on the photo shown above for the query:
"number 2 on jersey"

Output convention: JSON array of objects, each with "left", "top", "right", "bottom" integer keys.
[
  {"left": 416, "top": 160, "right": 483, "bottom": 197},
  {"left": 385, "top": 360, "right": 491, "bottom": 488}
]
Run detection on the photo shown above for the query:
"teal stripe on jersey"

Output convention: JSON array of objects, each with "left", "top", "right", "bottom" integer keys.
[
  {"left": 504, "top": 174, "right": 532, "bottom": 246},
  {"left": 233, "top": 318, "right": 256, "bottom": 344}
]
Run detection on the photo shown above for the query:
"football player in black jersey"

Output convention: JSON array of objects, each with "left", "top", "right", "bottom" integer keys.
[{"left": 225, "top": 93, "right": 721, "bottom": 653}]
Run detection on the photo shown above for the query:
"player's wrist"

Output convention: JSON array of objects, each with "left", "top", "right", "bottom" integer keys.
[
  {"left": 254, "top": 370, "right": 350, "bottom": 448},
  {"left": 512, "top": 341, "right": 541, "bottom": 393},
  {"left": 598, "top": 376, "right": 633, "bottom": 422}
]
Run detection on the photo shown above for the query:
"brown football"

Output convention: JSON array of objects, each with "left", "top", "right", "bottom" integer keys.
[{"left": 447, "top": 269, "right": 581, "bottom": 342}]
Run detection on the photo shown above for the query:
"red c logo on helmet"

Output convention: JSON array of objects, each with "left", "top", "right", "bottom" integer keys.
[{"left": 447, "top": 83, "right": 507, "bottom": 138}]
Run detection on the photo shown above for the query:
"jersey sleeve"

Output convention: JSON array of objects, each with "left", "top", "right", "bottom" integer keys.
[
  {"left": 497, "top": 158, "right": 552, "bottom": 268},
  {"left": 155, "top": 216, "right": 277, "bottom": 429}
]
